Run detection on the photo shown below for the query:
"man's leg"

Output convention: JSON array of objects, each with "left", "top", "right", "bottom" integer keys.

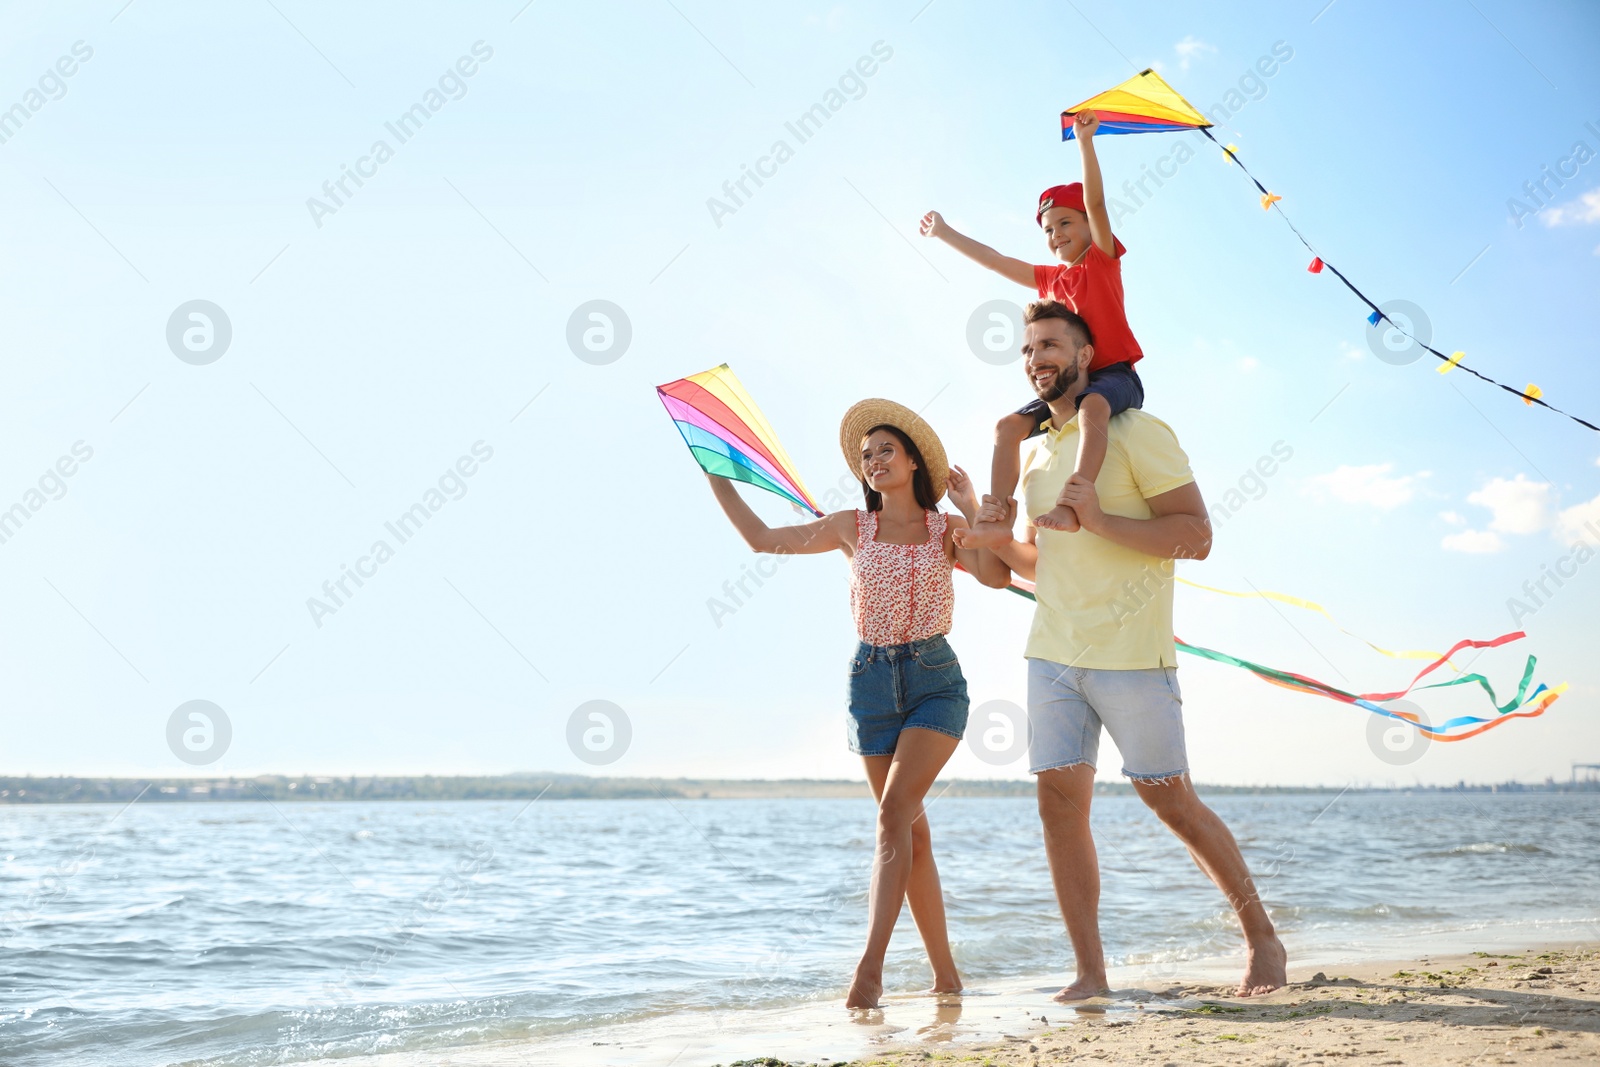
[
  {"left": 1133, "top": 774, "right": 1287, "bottom": 996},
  {"left": 1035, "top": 764, "right": 1108, "bottom": 1000},
  {"left": 1090, "top": 666, "right": 1287, "bottom": 997},
  {"left": 1028, "top": 658, "right": 1109, "bottom": 1001}
]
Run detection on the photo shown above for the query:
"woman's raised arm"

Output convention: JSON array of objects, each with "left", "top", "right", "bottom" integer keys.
[{"left": 706, "top": 474, "right": 855, "bottom": 556}]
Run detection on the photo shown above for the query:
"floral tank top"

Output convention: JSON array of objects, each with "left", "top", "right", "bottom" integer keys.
[{"left": 849, "top": 509, "right": 955, "bottom": 645}]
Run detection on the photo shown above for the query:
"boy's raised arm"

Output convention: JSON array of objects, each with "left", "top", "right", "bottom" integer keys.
[
  {"left": 1073, "top": 111, "right": 1118, "bottom": 259},
  {"left": 920, "top": 211, "right": 1036, "bottom": 289}
]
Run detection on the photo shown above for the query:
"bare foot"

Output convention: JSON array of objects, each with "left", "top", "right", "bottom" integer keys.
[
  {"left": 1236, "top": 935, "right": 1287, "bottom": 996},
  {"left": 1034, "top": 504, "right": 1080, "bottom": 532},
  {"left": 845, "top": 966, "right": 882, "bottom": 1009},
  {"left": 955, "top": 519, "right": 1012, "bottom": 549},
  {"left": 1051, "top": 972, "right": 1110, "bottom": 1002},
  {"left": 928, "top": 970, "right": 963, "bottom": 994}
]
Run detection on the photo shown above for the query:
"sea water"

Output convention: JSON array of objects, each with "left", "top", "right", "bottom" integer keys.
[{"left": 1, "top": 792, "right": 1596, "bottom": 1065}]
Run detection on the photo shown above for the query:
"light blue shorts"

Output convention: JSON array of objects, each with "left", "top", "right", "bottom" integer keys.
[{"left": 1026, "top": 658, "right": 1188, "bottom": 781}]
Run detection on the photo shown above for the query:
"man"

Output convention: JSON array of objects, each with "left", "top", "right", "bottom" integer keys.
[{"left": 963, "top": 300, "right": 1287, "bottom": 1000}]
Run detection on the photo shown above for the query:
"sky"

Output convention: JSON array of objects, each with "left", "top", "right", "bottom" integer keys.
[{"left": 0, "top": 0, "right": 1596, "bottom": 787}]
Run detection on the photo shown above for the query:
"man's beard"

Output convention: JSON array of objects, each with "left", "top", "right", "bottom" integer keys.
[{"left": 1033, "top": 361, "right": 1080, "bottom": 403}]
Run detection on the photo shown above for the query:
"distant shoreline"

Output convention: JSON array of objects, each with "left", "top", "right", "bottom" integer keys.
[{"left": 1, "top": 773, "right": 1596, "bottom": 803}]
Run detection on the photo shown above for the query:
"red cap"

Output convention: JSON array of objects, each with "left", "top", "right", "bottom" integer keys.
[{"left": 1037, "top": 183, "right": 1125, "bottom": 256}]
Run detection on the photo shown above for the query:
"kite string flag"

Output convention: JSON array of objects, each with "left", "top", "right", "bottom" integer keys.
[
  {"left": 1060, "top": 68, "right": 1598, "bottom": 434},
  {"left": 1203, "top": 126, "right": 1597, "bottom": 433},
  {"left": 658, "top": 363, "right": 823, "bottom": 517}
]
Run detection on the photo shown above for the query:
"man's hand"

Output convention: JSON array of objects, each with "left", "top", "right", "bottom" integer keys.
[
  {"left": 1073, "top": 110, "right": 1099, "bottom": 139},
  {"left": 945, "top": 464, "right": 978, "bottom": 520},
  {"left": 1057, "top": 474, "right": 1105, "bottom": 532},
  {"left": 919, "top": 210, "right": 947, "bottom": 239}
]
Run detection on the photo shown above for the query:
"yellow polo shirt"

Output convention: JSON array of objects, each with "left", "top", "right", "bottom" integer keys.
[{"left": 1020, "top": 409, "right": 1195, "bottom": 669}]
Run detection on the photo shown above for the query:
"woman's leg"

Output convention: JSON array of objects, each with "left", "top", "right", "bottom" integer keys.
[
  {"left": 846, "top": 727, "right": 962, "bottom": 1008},
  {"left": 861, "top": 750, "right": 962, "bottom": 993}
]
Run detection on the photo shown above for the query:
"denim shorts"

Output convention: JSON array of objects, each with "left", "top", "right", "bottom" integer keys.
[
  {"left": 1026, "top": 657, "right": 1188, "bottom": 780},
  {"left": 1016, "top": 361, "right": 1145, "bottom": 440},
  {"left": 847, "top": 634, "right": 970, "bottom": 756}
]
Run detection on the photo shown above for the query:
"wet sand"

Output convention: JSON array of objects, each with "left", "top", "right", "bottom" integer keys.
[{"left": 820, "top": 945, "right": 1600, "bottom": 1067}]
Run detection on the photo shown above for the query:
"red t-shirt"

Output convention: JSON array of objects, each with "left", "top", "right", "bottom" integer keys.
[{"left": 1033, "top": 243, "right": 1142, "bottom": 371}]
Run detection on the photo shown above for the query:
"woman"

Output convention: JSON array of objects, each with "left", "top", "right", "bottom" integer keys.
[{"left": 705, "top": 398, "right": 1003, "bottom": 1009}]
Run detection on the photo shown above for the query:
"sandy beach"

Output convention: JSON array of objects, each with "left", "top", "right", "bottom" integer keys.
[
  {"left": 338, "top": 942, "right": 1595, "bottom": 1066},
  {"left": 803, "top": 945, "right": 1600, "bottom": 1067}
]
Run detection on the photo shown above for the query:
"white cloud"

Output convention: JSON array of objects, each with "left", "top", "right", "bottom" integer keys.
[
  {"left": 1541, "top": 187, "right": 1600, "bottom": 227},
  {"left": 1439, "top": 510, "right": 1465, "bottom": 525},
  {"left": 1338, "top": 341, "right": 1363, "bottom": 361},
  {"left": 1556, "top": 491, "right": 1600, "bottom": 544},
  {"left": 1174, "top": 35, "right": 1216, "bottom": 71},
  {"left": 803, "top": 6, "right": 847, "bottom": 31},
  {"left": 1238, "top": 356, "right": 1259, "bottom": 371},
  {"left": 1466, "top": 474, "right": 1552, "bottom": 534},
  {"left": 1442, "top": 529, "right": 1505, "bottom": 553},
  {"left": 1304, "top": 464, "right": 1421, "bottom": 510}
]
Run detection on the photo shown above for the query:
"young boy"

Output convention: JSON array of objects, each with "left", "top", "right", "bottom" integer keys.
[{"left": 920, "top": 110, "right": 1144, "bottom": 543}]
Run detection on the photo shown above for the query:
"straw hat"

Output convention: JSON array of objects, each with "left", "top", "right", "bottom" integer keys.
[{"left": 839, "top": 398, "right": 949, "bottom": 502}]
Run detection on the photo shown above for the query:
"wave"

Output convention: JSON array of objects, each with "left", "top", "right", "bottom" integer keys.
[
  {"left": 14, "top": 896, "right": 184, "bottom": 928},
  {"left": 1421, "top": 842, "right": 1553, "bottom": 857}
]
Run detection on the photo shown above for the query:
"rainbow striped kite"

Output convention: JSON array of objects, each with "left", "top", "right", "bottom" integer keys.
[
  {"left": 1061, "top": 68, "right": 1210, "bottom": 140},
  {"left": 658, "top": 363, "right": 822, "bottom": 516}
]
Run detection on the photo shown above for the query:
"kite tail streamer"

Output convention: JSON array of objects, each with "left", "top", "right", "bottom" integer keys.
[
  {"left": 955, "top": 565, "right": 1564, "bottom": 741},
  {"left": 1174, "top": 637, "right": 1566, "bottom": 742},
  {"left": 1200, "top": 128, "right": 1599, "bottom": 434}
]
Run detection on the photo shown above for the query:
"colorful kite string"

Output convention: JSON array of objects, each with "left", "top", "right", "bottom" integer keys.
[
  {"left": 1059, "top": 69, "right": 1599, "bottom": 433},
  {"left": 1172, "top": 576, "right": 1457, "bottom": 668}
]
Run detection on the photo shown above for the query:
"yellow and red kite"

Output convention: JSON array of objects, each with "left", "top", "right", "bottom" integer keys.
[
  {"left": 1057, "top": 68, "right": 1596, "bottom": 431},
  {"left": 1060, "top": 68, "right": 1210, "bottom": 139}
]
